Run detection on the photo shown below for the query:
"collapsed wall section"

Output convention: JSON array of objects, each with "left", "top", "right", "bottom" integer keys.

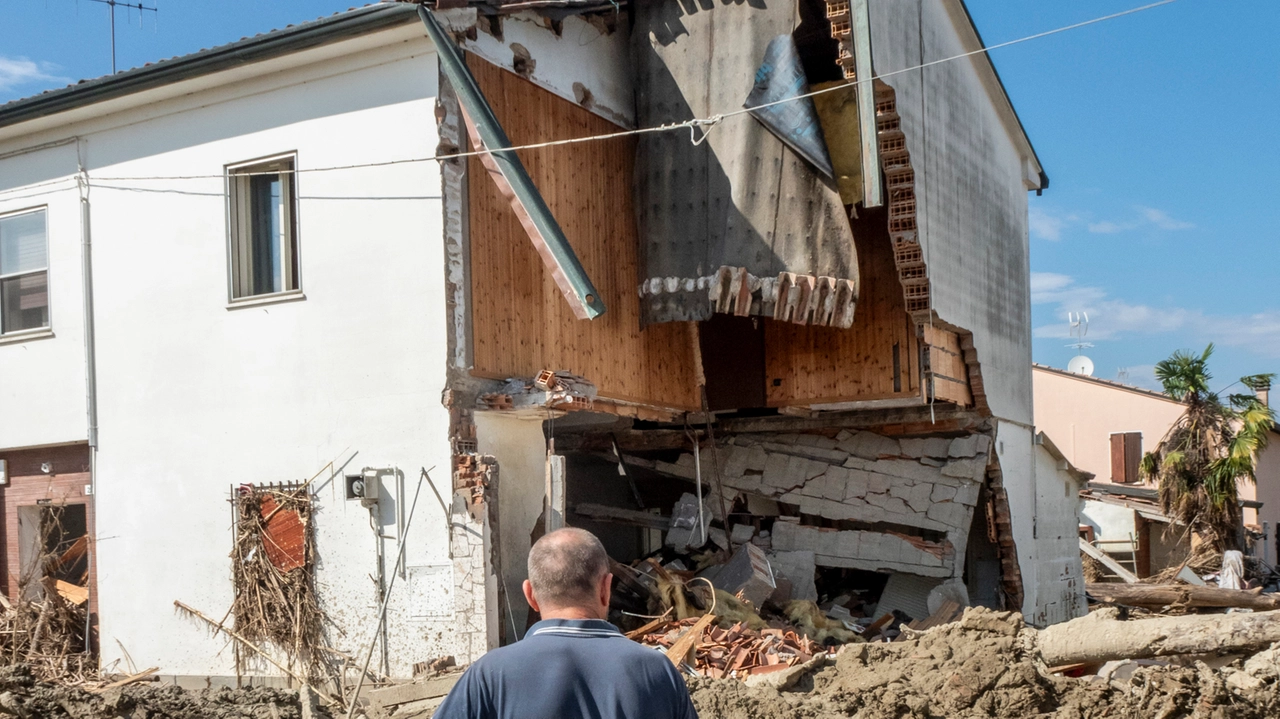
[{"left": 633, "top": 430, "right": 990, "bottom": 580}]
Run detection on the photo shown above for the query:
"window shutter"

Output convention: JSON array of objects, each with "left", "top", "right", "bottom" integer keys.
[{"left": 1110, "top": 431, "right": 1142, "bottom": 483}]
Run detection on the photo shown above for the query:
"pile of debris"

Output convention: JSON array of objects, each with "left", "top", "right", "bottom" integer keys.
[
  {"left": 0, "top": 504, "right": 95, "bottom": 685},
  {"left": 228, "top": 483, "right": 325, "bottom": 683},
  {"left": 631, "top": 616, "right": 823, "bottom": 679},
  {"left": 0, "top": 584, "right": 93, "bottom": 685},
  {"left": 0, "top": 664, "right": 311, "bottom": 719},
  {"left": 686, "top": 606, "right": 1280, "bottom": 718}
]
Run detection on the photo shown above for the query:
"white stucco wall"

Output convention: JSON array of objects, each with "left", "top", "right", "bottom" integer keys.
[
  {"left": 993, "top": 423, "right": 1087, "bottom": 626},
  {"left": 0, "top": 29, "right": 462, "bottom": 678},
  {"left": 474, "top": 412, "right": 547, "bottom": 638},
  {"left": 441, "top": 8, "right": 634, "bottom": 128},
  {"left": 1029, "top": 440, "right": 1086, "bottom": 626},
  {"left": 868, "top": 0, "right": 1036, "bottom": 426},
  {"left": 1254, "top": 438, "right": 1280, "bottom": 565},
  {"left": 0, "top": 143, "right": 89, "bottom": 450},
  {"left": 1080, "top": 500, "right": 1137, "bottom": 544}
]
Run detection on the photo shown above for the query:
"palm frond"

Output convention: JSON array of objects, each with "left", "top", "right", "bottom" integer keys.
[
  {"left": 1154, "top": 344, "right": 1214, "bottom": 401},
  {"left": 1240, "top": 373, "right": 1276, "bottom": 393}
]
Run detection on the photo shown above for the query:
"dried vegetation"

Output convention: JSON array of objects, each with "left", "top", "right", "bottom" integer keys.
[{"left": 229, "top": 484, "right": 326, "bottom": 684}]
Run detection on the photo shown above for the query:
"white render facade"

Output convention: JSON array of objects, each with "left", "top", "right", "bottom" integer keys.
[
  {"left": 0, "top": 9, "right": 464, "bottom": 679},
  {"left": 0, "top": 0, "right": 1079, "bottom": 683}
]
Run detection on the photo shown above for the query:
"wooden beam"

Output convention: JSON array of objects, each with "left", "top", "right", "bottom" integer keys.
[
  {"left": 573, "top": 503, "right": 670, "bottom": 531},
  {"left": 1079, "top": 537, "right": 1138, "bottom": 583},
  {"left": 554, "top": 430, "right": 689, "bottom": 453},
  {"left": 1086, "top": 583, "right": 1280, "bottom": 611},
  {"left": 720, "top": 404, "right": 985, "bottom": 434}
]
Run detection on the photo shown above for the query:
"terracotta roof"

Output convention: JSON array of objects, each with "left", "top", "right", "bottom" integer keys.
[{"left": 1032, "top": 362, "right": 1180, "bottom": 404}]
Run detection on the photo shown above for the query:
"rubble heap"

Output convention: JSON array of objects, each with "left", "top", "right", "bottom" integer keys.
[
  {"left": 687, "top": 606, "right": 1280, "bottom": 719},
  {"left": 635, "top": 617, "right": 824, "bottom": 679},
  {"left": 0, "top": 664, "right": 309, "bottom": 719}
]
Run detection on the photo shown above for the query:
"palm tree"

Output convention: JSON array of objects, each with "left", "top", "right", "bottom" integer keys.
[{"left": 1140, "top": 344, "right": 1276, "bottom": 552}]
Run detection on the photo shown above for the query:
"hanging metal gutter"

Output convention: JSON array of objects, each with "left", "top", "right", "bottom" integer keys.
[{"left": 418, "top": 5, "right": 605, "bottom": 320}]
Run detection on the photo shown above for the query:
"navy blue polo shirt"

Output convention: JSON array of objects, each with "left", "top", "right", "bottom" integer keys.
[{"left": 433, "top": 619, "right": 698, "bottom": 719}]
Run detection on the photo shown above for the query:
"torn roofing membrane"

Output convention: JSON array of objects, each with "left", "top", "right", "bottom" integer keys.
[
  {"left": 631, "top": 0, "right": 859, "bottom": 327},
  {"left": 746, "top": 34, "right": 836, "bottom": 180}
]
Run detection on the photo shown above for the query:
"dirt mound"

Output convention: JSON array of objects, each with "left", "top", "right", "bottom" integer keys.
[
  {"left": 0, "top": 665, "right": 314, "bottom": 719},
  {"left": 688, "top": 607, "right": 1280, "bottom": 719}
]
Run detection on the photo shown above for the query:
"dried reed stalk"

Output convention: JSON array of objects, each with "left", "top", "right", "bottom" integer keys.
[
  {"left": 230, "top": 485, "right": 326, "bottom": 683},
  {"left": 0, "top": 505, "right": 95, "bottom": 684}
]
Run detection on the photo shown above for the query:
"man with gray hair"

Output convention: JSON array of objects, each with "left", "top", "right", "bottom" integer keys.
[{"left": 433, "top": 527, "right": 698, "bottom": 719}]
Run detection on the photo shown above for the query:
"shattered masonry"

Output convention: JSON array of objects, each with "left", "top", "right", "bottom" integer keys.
[
  {"left": 451, "top": 446, "right": 499, "bottom": 664},
  {"left": 635, "top": 430, "right": 991, "bottom": 578}
]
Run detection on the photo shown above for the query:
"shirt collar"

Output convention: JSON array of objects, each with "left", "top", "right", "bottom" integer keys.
[{"left": 526, "top": 618, "right": 623, "bottom": 640}]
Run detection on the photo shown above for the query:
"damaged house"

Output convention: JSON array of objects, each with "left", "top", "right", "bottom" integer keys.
[{"left": 0, "top": 0, "right": 1080, "bottom": 684}]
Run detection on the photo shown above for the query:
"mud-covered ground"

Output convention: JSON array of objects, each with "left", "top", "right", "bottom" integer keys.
[
  {"left": 6, "top": 607, "right": 1280, "bottom": 718},
  {"left": 689, "top": 607, "right": 1280, "bottom": 719},
  {"left": 0, "top": 665, "right": 313, "bottom": 719}
]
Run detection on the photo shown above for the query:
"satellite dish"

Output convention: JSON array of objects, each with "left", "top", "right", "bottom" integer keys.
[
  {"left": 1068, "top": 355, "right": 1095, "bottom": 376},
  {"left": 1065, "top": 311, "right": 1095, "bottom": 376}
]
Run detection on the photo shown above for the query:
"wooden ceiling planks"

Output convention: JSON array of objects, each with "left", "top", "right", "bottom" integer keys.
[
  {"left": 465, "top": 55, "right": 701, "bottom": 411},
  {"left": 764, "top": 207, "right": 921, "bottom": 407}
]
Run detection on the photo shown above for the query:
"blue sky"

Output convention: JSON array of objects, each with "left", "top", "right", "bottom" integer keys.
[
  {"left": 2, "top": 0, "right": 1277, "bottom": 393},
  {"left": 965, "top": 0, "right": 1280, "bottom": 391}
]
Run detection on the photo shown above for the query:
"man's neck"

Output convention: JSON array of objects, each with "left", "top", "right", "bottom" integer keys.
[{"left": 539, "top": 607, "right": 605, "bottom": 621}]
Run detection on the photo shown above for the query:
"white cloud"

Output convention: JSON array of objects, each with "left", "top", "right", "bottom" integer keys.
[
  {"left": 1031, "top": 272, "right": 1280, "bottom": 358},
  {"left": 0, "top": 56, "right": 67, "bottom": 95},
  {"left": 1086, "top": 220, "right": 1127, "bottom": 234},
  {"left": 1085, "top": 207, "right": 1194, "bottom": 235},
  {"left": 1139, "top": 206, "right": 1194, "bottom": 231},
  {"left": 1029, "top": 204, "right": 1193, "bottom": 239},
  {"left": 1029, "top": 206, "right": 1072, "bottom": 241}
]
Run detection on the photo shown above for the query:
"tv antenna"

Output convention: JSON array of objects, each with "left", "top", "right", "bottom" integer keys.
[
  {"left": 85, "top": 0, "right": 159, "bottom": 75},
  {"left": 1065, "top": 311, "right": 1095, "bottom": 376}
]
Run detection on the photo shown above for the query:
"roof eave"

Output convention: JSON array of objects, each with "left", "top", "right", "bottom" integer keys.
[
  {"left": 0, "top": 3, "right": 420, "bottom": 133},
  {"left": 951, "top": 0, "right": 1048, "bottom": 192}
]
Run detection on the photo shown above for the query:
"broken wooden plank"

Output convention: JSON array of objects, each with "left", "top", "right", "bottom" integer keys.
[
  {"left": 367, "top": 674, "right": 463, "bottom": 711},
  {"left": 1079, "top": 537, "right": 1139, "bottom": 583},
  {"left": 665, "top": 614, "right": 716, "bottom": 667},
  {"left": 625, "top": 612, "right": 674, "bottom": 641},
  {"left": 54, "top": 580, "right": 88, "bottom": 607}
]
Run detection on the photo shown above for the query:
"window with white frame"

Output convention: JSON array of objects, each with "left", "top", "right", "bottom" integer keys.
[
  {"left": 227, "top": 156, "right": 299, "bottom": 300},
  {"left": 0, "top": 208, "right": 49, "bottom": 335}
]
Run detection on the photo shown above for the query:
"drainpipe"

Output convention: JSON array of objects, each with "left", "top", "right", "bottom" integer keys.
[
  {"left": 76, "top": 140, "right": 100, "bottom": 651},
  {"left": 417, "top": 4, "right": 605, "bottom": 321}
]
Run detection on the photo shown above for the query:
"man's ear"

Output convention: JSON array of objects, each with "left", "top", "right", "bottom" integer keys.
[
  {"left": 599, "top": 572, "right": 613, "bottom": 609},
  {"left": 523, "top": 579, "right": 541, "bottom": 613}
]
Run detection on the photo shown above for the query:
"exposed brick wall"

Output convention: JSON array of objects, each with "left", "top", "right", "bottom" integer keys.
[{"left": 0, "top": 444, "right": 97, "bottom": 622}]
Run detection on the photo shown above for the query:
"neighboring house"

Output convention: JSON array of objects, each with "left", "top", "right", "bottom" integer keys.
[
  {"left": 1033, "top": 363, "right": 1278, "bottom": 574},
  {"left": 0, "top": 0, "right": 1078, "bottom": 683}
]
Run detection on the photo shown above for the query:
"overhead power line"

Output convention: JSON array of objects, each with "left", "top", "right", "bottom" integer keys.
[{"left": 18, "top": 0, "right": 1176, "bottom": 187}]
